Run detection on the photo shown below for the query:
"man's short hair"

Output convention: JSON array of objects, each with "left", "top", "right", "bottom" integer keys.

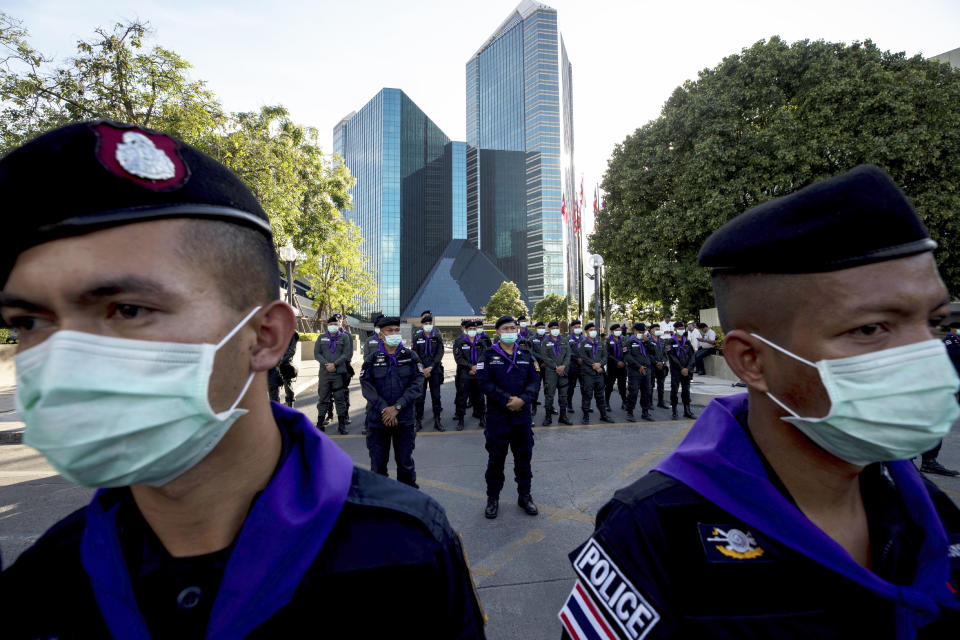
[{"left": 178, "top": 220, "right": 279, "bottom": 312}]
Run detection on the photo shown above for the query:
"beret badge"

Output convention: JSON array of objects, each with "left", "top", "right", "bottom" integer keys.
[{"left": 93, "top": 122, "right": 189, "bottom": 191}]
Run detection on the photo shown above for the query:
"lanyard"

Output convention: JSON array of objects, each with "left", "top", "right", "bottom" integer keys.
[{"left": 493, "top": 343, "right": 518, "bottom": 373}]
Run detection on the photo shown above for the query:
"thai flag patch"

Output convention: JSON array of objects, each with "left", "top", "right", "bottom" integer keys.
[
  {"left": 476, "top": 361, "right": 484, "bottom": 370},
  {"left": 559, "top": 580, "right": 618, "bottom": 640}
]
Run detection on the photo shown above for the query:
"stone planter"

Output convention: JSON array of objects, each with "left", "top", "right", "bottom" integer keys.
[
  {"left": 703, "top": 354, "right": 740, "bottom": 382},
  {"left": 300, "top": 340, "right": 316, "bottom": 361}
]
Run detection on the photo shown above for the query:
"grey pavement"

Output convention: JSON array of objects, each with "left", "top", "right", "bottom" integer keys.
[{"left": 2, "top": 347, "right": 959, "bottom": 640}]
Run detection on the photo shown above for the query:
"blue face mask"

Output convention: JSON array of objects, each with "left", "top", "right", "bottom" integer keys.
[
  {"left": 500, "top": 332, "right": 518, "bottom": 344},
  {"left": 384, "top": 334, "right": 402, "bottom": 348},
  {"left": 753, "top": 334, "right": 960, "bottom": 466},
  {"left": 16, "top": 307, "right": 261, "bottom": 487}
]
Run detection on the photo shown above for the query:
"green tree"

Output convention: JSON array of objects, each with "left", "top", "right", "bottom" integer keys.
[
  {"left": 484, "top": 282, "right": 528, "bottom": 323},
  {"left": 532, "top": 292, "right": 574, "bottom": 323},
  {"left": 591, "top": 37, "right": 960, "bottom": 315},
  {"left": 305, "top": 215, "right": 376, "bottom": 325}
]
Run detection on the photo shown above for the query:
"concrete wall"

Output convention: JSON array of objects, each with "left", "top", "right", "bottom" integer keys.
[
  {"left": 0, "top": 344, "right": 15, "bottom": 387},
  {"left": 699, "top": 307, "right": 720, "bottom": 327},
  {"left": 703, "top": 354, "right": 741, "bottom": 382}
]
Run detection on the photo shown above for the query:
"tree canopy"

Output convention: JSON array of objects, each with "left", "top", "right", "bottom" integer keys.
[
  {"left": 590, "top": 37, "right": 960, "bottom": 317},
  {"left": 0, "top": 14, "right": 373, "bottom": 317},
  {"left": 484, "top": 281, "right": 528, "bottom": 322},
  {"left": 531, "top": 292, "right": 575, "bottom": 324}
]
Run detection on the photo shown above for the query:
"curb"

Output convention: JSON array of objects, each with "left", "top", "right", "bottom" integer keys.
[{"left": 1, "top": 429, "right": 24, "bottom": 445}]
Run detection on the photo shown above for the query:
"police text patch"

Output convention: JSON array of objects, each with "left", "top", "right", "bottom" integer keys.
[{"left": 572, "top": 538, "right": 659, "bottom": 639}]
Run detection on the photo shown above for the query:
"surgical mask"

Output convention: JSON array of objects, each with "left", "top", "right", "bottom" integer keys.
[
  {"left": 676, "top": 329, "right": 685, "bottom": 336},
  {"left": 384, "top": 334, "right": 402, "bottom": 347},
  {"left": 654, "top": 330, "right": 662, "bottom": 337},
  {"left": 519, "top": 322, "right": 528, "bottom": 328},
  {"left": 327, "top": 324, "right": 339, "bottom": 334},
  {"left": 613, "top": 330, "right": 622, "bottom": 337},
  {"left": 500, "top": 332, "right": 518, "bottom": 344},
  {"left": 588, "top": 330, "right": 598, "bottom": 339},
  {"left": 753, "top": 334, "right": 960, "bottom": 466},
  {"left": 537, "top": 328, "right": 546, "bottom": 336},
  {"left": 467, "top": 330, "right": 477, "bottom": 338},
  {"left": 573, "top": 327, "right": 582, "bottom": 335},
  {"left": 550, "top": 329, "right": 561, "bottom": 337},
  {"left": 423, "top": 324, "right": 434, "bottom": 333},
  {"left": 16, "top": 307, "right": 261, "bottom": 488}
]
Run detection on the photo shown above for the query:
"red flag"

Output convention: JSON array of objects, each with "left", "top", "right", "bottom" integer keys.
[
  {"left": 561, "top": 194, "right": 567, "bottom": 221},
  {"left": 579, "top": 177, "right": 585, "bottom": 211}
]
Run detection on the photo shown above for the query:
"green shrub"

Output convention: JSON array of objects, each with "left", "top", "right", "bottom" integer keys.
[
  {"left": 0, "top": 328, "right": 17, "bottom": 344},
  {"left": 711, "top": 326, "right": 724, "bottom": 352},
  {"left": 299, "top": 332, "right": 320, "bottom": 342}
]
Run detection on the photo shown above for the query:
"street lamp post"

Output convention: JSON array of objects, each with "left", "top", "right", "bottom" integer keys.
[
  {"left": 590, "top": 253, "right": 604, "bottom": 333},
  {"left": 279, "top": 240, "right": 298, "bottom": 309}
]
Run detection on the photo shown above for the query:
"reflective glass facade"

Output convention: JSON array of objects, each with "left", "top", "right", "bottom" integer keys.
[
  {"left": 466, "top": 1, "right": 574, "bottom": 305},
  {"left": 335, "top": 89, "right": 465, "bottom": 318}
]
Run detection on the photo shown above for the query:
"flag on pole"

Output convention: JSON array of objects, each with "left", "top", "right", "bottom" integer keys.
[
  {"left": 561, "top": 193, "right": 567, "bottom": 221},
  {"left": 593, "top": 186, "right": 599, "bottom": 233}
]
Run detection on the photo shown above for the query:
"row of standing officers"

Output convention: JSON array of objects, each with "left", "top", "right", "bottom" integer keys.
[{"left": 343, "top": 311, "right": 702, "bottom": 520}]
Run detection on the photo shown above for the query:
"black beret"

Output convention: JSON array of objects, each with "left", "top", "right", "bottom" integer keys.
[
  {"left": 548, "top": 321, "right": 560, "bottom": 328},
  {"left": 376, "top": 316, "right": 400, "bottom": 329},
  {"left": 460, "top": 319, "right": 471, "bottom": 327},
  {"left": 634, "top": 323, "right": 646, "bottom": 331},
  {"left": 327, "top": 315, "right": 340, "bottom": 323},
  {"left": 0, "top": 120, "right": 272, "bottom": 286},
  {"left": 610, "top": 323, "right": 621, "bottom": 331},
  {"left": 699, "top": 164, "right": 935, "bottom": 274},
  {"left": 569, "top": 319, "right": 582, "bottom": 326},
  {"left": 584, "top": 322, "right": 596, "bottom": 331},
  {"left": 420, "top": 309, "right": 432, "bottom": 317},
  {"left": 422, "top": 315, "right": 434, "bottom": 323},
  {"left": 534, "top": 320, "right": 545, "bottom": 327},
  {"left": 949, "top": 322, "right": 960, "bottom": 329},
  {"left": 495, "top": 315, "right": 516, "bottom": 329},
  {"left": 673, "top": 321, "right": 685, "bottom": 329},
  {"left": 517, "top": 315, "right": 527, "bottom": 322},
  {"left": 650, "top": 323, "right": 660, "bottom": 328}
]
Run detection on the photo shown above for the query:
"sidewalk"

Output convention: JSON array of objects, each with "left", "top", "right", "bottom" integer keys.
[{"left": 0, "top": 346, "right": 744, "bottom": 445}]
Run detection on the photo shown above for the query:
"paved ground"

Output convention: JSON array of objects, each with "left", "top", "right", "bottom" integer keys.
[{"left": 1, "top": 349, "right": 959, "bottom": 639}]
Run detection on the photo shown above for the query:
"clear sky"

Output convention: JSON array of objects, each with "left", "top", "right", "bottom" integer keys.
[{"left": 6, "top": 0, "right": 959, "bottom": 233}]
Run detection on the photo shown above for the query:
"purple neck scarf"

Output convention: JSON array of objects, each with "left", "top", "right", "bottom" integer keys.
[
  {"left": 493, "top": 343, "right": 518, "bottom": 373},
  {"left": 325, "top": 330, "right": 338, "bottom": 353},
  {"left": 379, "top": 341, "right": 403, "bottom": 368},
  {"left": 656, "top": 394, "right": 959, "bottom": 636},
  {"left": 423, "top": 329, "right": 434, "bottom": 357},
  {"left": 80, "top": 403, "right": 354, "bottom": 640}
]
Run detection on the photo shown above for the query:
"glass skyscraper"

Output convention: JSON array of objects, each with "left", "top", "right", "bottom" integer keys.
[
  {"left": 466, "top": 0, "right": 577, "bottom": 305},
  {"left": 334, "top": 89, "right": 466, "bottom": 318}
]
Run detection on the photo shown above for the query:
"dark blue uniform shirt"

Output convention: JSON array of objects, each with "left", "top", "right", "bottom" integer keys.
[
  {"left": 359, "top": 345, "right": 423, "bottom": 426},
  {"left": 477, "top": 344, "right": 540, "bottom": 415}
]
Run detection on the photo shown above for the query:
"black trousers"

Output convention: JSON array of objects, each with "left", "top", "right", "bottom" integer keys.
[
  {"left": 532, "top": 366, "right": 544, "bottom": 409},
  {"left": 366, "top": 424, "right": 417, "bottom": 488},
  {"left": 542, "top": 369, "right": 569, "bottom": 413},
  {"left": 567, "top": 363, "right": 581, "bottom": 409},
  {"left": 694, "top": 347, "right": 716, "bottom": 375},
  {"left": 484, "top": 412, "right": 534, "bottom": 497},
  {"left": 605, "top": 364, "right": 627, "bottom": 406},
  {"left": 922, "top": 441, "right": 943, "bottom": 463},
  {"left": 580, "top": 371, "right": 606, "bottom": 414},
  {"left": 416, "top": 366, "right": 444, "bottom": 419},
  {"left": 652, "top": 364, "right": 667, "bottom": 403},
  {"left": 317, "top": 370, "right": 348, "bottom": 420},
  {"left": 455, "top": 370, "right": 485, "bottom": 418},
  {"left": 268, "top": 370, "right": 295, "bottom": 406},
  {"left": 670, "top": 369, "right": 692, "bottom": 407},
  {"left": 625, "top": 367, "right": 652, "bottom": 413}
]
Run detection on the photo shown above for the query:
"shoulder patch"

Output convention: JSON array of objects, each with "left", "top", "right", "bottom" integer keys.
[
  {"left": 476, "top": 361, "right": 484, "bottom": 370},
  {"left": 571, "top": 538, "right": 660, "bottom": 639},
  {"left": 560, "top": 579, "right": 620, "bottom": 640},
  {"left": 697, "top": 523, "right": 771, "bottom": 562}
]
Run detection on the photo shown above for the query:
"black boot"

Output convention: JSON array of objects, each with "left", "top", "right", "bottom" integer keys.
[
  {"left": 455, "top": 415, "right": 465, "bottom": 431},
  {"left": 657, "top": 393, "right": 667, "bottom": 409},
  {"left": 672, "top": 405, "right": 679, "bottom": 419},
  {"left": 485, "top": 496, "right": 499, "bottom": 519},
  {"left": 582, "top": 412, "right": 590, "bottom": 425},
  {"left": 558, "top": 408, "right": 572, "bottom": 425},
  {"left": 478, "top": 416, "right": 486, "bottom": 429},
  {"left": 626, "top": 411, "right": 635, "bottom": 421},
  {"left": 518, "top": 494, "right": 539, "bottom": 515},
  {"left": 415, "top": 418, "right": 422, "bottom": 432},
  {"left": 319, "top": 411, "right": 330, "bottom": 428},
  {"left": 542, "top": 409, "right": 553, "bottom": 426},
  {"left": 683, "top": 404, "right": 696, "bottom": 419},
  {"left": 531, "top": 403, "right": 537, "bottom": 417},
  {"left": 641, "top": 409, "right": 654, "bottom": 422},
  {"left": 599, "top": 411, "right": 614, "bottom": 423},
  {"left": 920, "top": 459, "right": 960, "bottom": 477},
  {"left": 337, "top": 416, "right": 349, "bottom": 435},
  {"left": 434, "top": 415, "right": 445, "bottom": 432}
]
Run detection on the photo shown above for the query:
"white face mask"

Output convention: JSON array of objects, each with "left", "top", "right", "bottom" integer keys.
[
  {"left": 613, "top": 330, "right": 622, "bottom": 337},
  {"left": 537, "top": 328, "right": 546, "bottom": 336},
  {"left": 573, "top": 327, "right": 582, "bottom": 335},
  {"left": 754, "top": 333, "right": 960, "bottom": 465},
  {"left": 327, "top": 324, "right": 339, "bottom": 334},
  {"left": 676, "top": 329, "right": 685, "bottom": 336},
  {"left": 16, "top": 307, "right": 261, "bottom": 488},
  {"left": 550, "top": 328, "right": 561, "bottom": 337},
  {"left": 467, "top": 330, "right": 477, "bottom": 338},
  {"left": 519, "top": 322, "right": 528, "bottom": 328},
  {"left": 423, "top": 324, "right": 434, "bottom": 333},
  {"left": 588, "top": 330, "right": 598, "bottom": 339},
  {"left": 384, "top": 334, "right": 402, "bottom": 347},
  {"left": 654, "top": 330, "right": 662, "bottom": 337}
]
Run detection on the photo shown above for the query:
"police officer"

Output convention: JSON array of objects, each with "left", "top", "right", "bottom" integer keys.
[
  {"left": 605, "top": 323, "right": 628, "bottom": 411},
  {"left": 624, "top": 323, "right": 655, "bottom": 422},
  {"left": 666, "top": 320, "right": 696, "bottom": 419},
  {"left": 529, "top": 320, "right": 547, "bottom": 418},
  {"left": 919, "top": 322, "right": 960, "bottom": 476},
  {"left": 477, "top": 315, "right": 541, "bottom": 519},
  {"left": 566, "top": 319, "right": 584, "bottom": 412},
  {"left": 477, "top": 319, "right": 493, "bottom": 349},
  {"left": 359, "top": 316, "right": 424, "bottom": 488},
  {"left": 579, "top": 322, "right": 614, "bottom": 424},
  {"left": 647, "top": 322, "right": 669, "bottom": 408},
  {"left": 324, "top": 313, "right": 355, "bottom": 427},
  {"left": 362, "top": 313, "right": 384, "bottom": 359},
  {"left": 517, "top": 314, "right": 532, "bottom": 346},
  {"left": 316, "top": 314, "right": 353, "bottom": 434},
  {"left": 268, "top": 329, "right": 300, "bottom": 407},
  {"left": 561, "top": 164, "right": 960, "bottom": 638},
  {"left": 453, "top": 319, "right": 471, "bottom": 414},
  {"left": 541, "top": 321, "right": 573, "bottom": 426},
  {"left": 453, "top": 319, "right": 486, "bottom": 430},
  {"left": 413, "top": 314, "right": 445, "bottom": 432},
  {"left": 0, "top": 120, "right": 484, "bottom": 637}
]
